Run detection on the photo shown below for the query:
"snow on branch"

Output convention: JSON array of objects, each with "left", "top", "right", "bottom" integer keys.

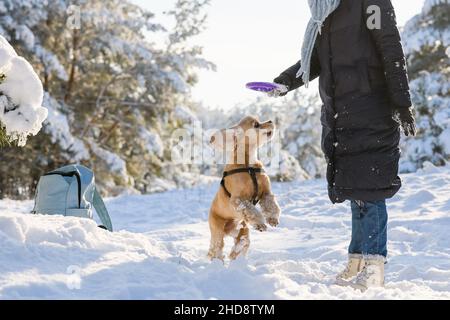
[{"left": 0, "top": 35, "right": 47, "bottom": 146}]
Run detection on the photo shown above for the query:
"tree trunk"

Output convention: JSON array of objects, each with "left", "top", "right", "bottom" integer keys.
[{"left": 64, "top": 29, "right": 80, "bottom": 103}]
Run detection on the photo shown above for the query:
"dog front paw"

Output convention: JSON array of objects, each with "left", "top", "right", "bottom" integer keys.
[
  {"left": 267, "top": 217, "right": 279, "bottom": 227},
  {"left": 253, "top": 223, "right": 267, "bottom": 232}
]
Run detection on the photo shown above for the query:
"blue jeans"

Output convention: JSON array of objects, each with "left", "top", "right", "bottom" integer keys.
[{"left": 348, "top": 200, "right": 388, "bottom": 257}]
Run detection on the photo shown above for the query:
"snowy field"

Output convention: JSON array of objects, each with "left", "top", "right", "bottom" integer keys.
[{"left": 1, "top": 163, "right": 449, "bottom": 300}]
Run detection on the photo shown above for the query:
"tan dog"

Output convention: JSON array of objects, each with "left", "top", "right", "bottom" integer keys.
[{"left": 207, "top": 116, "right": 281, "bottom": 261}]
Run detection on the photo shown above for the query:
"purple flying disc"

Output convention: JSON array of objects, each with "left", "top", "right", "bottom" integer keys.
[{"left": 246, "top": 82, "right": 281, "bottom": 93}]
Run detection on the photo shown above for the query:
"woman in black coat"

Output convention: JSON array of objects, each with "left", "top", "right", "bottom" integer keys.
[{"left": 273, "top": 0, "right": 416, "bottom": 290}]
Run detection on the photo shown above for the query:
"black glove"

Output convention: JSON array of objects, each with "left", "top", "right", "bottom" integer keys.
[
  {"left": 273, "top": 74, "right": 291, "bottom": 97},
  {"left": 395, "top": 107, "right": 417, "bottom": 137}
]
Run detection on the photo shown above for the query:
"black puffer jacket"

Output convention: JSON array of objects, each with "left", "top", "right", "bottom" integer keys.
[{"left": 277, "top": 0, "right": 411, "bottom": 203}]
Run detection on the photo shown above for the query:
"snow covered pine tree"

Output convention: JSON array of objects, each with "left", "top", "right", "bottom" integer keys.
[
  {"left": 400, "top": 0, "right": 450, "bottom": 171},
  {"left": 0, "top": 0, "right": 213, "bottom": 199}
]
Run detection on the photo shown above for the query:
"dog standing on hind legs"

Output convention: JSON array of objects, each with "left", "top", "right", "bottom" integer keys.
[{"left": 207, "top": 116, "right": 281, "bottom": 261}]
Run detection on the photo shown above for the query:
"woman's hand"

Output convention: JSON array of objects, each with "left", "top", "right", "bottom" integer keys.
[
  {"left": 269, "top": 75, "right": 290, "bottom": 97},
  {"left": 395, "top": 107, "right": 417, "bottom": 137}
]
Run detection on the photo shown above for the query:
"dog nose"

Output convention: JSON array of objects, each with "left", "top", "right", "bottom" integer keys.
[
  {"left": 210, "top": 136, "right": 216, "bottom": 144},
  {"left": 267, "top": 120, "right": 273, "bottom": 124}
]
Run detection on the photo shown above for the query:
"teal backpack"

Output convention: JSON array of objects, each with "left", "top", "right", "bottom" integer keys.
[{"left": 32, "top": 164, "right": 113, "bottom": 232}]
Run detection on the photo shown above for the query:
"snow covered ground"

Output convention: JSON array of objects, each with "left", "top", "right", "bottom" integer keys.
[{"left": 1, "top": 163, "right": 449, "bottom": 300}]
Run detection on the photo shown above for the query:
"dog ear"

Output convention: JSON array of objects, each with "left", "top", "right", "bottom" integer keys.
[{"left": 210, "top": 127, "right": 238, "bottom": 152}]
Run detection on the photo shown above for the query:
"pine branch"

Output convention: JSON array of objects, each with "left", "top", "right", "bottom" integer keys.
[
  {"left": 0, "top": 73, "right": 10, "bottom": 147},
  {"left": 0, "top": 126, "right": 11, "bottom": 147}
]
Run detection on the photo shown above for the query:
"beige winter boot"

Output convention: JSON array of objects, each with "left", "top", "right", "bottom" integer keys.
[
  {"left": 335, "top": 254, "right": 365, "bottom": 285},
  {"left": 352, "top": 255, "right": 385, "bottom": 291}
]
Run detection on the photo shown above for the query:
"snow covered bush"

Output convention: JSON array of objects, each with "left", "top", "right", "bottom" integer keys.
[
  {"left": 400, "top": 0, "right": 450, "bottom": 172},
  {"left": 0, "top": 35, "right": 47, "bottom": 146}
]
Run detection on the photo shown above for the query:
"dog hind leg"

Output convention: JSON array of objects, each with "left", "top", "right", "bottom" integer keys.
[
  {"left": 208, "top": 215, "right": 226, "bottom": 261},
  {"left": 229, "top": 226, "right": 250, "bottom": 260}
]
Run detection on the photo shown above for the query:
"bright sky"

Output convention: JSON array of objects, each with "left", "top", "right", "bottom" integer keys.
[{"left": 134, "top": 0, "right": 425, "bottom": 110}]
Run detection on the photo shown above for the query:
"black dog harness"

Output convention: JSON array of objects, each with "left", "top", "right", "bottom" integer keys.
[{"left": 220, "top": 167, "right": 265, "bottom": 205}]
